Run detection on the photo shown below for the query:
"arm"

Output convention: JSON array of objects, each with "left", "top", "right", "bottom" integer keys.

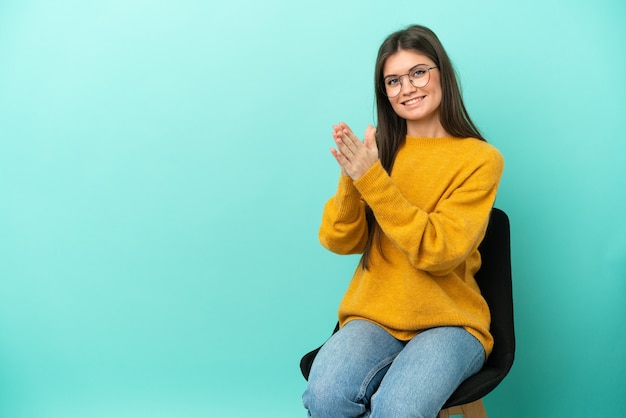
[
  {"left": 318, "top": 173, "right": 368, "bottom": 254},
  {"left": 353, "top": 153, "right": 504, "bottom": 275},
  {"left": 317, "top": 122, "right": 378, "bottom": 254}
]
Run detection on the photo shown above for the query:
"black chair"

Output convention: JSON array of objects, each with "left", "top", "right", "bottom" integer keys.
[{"left": 300, "top": 208, "right": 515, "bottom": 418}]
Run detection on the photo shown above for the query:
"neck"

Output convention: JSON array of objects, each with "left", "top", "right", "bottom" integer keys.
[{"left": 406, "top": 116, "right": 450, "bottom": 138}]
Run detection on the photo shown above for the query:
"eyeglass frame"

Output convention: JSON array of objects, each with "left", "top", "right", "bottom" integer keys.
[{"left": 381, "top": 64, "right": 439, "bottom": 98}]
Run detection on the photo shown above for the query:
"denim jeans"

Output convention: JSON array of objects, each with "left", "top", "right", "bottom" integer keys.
[{"left": 302, "top": 320, "right": 485, "bottom": 418}]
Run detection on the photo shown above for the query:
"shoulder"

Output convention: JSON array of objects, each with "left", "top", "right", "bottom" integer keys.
[
  {"left": 401, "top": 136, "right": 503, "bottom": 172},
  {"left": 458, "top": 137, "right": 502, "bottom": 155},
  {"left": 457, "top": 138, "right": 504, "bottom": 169},
  {"left": 446, "top": 138, "right": 504, "bottom": 187}
]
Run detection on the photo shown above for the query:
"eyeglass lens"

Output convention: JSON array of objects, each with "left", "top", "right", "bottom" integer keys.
[{"left": 383, "top": 65, "right": 432, "bottom": 98}]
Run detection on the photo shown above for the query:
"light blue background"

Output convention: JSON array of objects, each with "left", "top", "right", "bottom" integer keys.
[{"left": 1, "top": 0, "right": 624, "bottom": 417}]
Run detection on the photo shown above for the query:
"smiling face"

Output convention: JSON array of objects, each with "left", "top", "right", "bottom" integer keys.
[{"left": 382, "top": 49, "right": 448, "bottom": 137}]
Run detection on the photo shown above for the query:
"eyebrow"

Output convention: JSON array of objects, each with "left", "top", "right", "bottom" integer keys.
[{"left": 384, "top": 63, "right": 429, "bottom": 78}]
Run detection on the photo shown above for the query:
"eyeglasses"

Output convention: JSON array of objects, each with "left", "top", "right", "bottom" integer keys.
[{"left": 382, "top": 64, "right": 438, "bottom": 98}]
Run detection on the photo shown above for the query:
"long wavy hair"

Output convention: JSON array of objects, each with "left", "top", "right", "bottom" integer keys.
[{"left": 361, "top": 24, "right": 486, "bottom": 270}]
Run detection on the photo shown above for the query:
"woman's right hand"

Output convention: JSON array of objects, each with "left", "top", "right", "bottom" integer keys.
[{"left": 330, "top": 122, "right": 378, "bottom": 181}]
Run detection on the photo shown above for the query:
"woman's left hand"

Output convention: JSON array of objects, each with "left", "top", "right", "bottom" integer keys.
[{"left": 330, "top": 122, "right": 378, "bottom": 181}]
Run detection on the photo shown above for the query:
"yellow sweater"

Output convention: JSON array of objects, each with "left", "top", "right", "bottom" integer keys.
[{"left": 319, "top": 136, "right": 504, "bottom": 357}]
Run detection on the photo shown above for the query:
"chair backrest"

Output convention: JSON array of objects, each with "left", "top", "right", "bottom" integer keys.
[{"left": 442, "top": 207, "right": 515, "bottom": 407}]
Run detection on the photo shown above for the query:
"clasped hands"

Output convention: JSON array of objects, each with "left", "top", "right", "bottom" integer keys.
[{"left": 330, "top": 122, "right": 378, "bottom": 181}]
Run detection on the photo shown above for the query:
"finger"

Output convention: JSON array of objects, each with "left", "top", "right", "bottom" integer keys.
[
  {"left": 334, "top": 123, "right": 362, "bottom": 158},
  {"left": 340, "top": 129, "right": 363, "bottom": 156},
  {"left": 343, "top": 129, "right": 361, "bottom": 146},
  {"left": 330, "top": 148, "right": 349, "bottom": 168},
  {"left": 338, "top": 122, "right": 359, "bottom": 142},
  {"left": 338, "top": 122, "right": 352, "bottom": 133},
  {"left": 330, "top": 150, "right": 349, "bottom": 176},
  {"left": 338, "top": 123, "right": 361, "bottom": 147},
  {"left": 335, "top": 123, "right": 353, "bottom": 135},
  {"left": 364, "top": 125, "right": 377, "bottom": 150},
  {"left": 335, "top": 135, "right": 355, "bottom": 158},
  {"left": 332, "top": 127, "right": 345, "bottom": 148}
]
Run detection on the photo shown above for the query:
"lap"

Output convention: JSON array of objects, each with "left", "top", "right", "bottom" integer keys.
[
  {"left": 371, "top": 327, "right": 485, "bottom": 417},
  {"left": 306, "top": 320, "right": 405, "bottom": 402},
  {"left": 303, "top": 322, "right": 485, "bottom": 418}
]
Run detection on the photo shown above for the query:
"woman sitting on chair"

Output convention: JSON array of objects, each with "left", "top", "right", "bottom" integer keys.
[{"left": 302, "top": 24, "right": 504, "bottom": 418}]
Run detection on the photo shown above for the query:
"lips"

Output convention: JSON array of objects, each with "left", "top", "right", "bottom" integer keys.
[{"left": 403, "top": 96, "right": 425, "bottom": 105}]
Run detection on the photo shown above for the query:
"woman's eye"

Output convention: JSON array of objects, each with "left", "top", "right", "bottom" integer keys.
[
  {"left": 412, "top": 69, "right": 427, "bottom": 78},
  {"left": 386, "top": 78, "right": 399, "bottom": 86}
]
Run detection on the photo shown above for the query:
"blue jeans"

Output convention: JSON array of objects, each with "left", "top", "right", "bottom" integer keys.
[{"left": 302, "top": 320, "right": 485, "bottom": 418}]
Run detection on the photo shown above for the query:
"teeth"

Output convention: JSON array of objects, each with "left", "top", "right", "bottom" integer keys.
[{"left": 405, "top": 97, "right": 424, "bottom": 105}]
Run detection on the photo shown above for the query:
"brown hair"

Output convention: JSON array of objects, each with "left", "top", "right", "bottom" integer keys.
[{"left": 361, "top": 24, "right": 486, "bottom": 269}]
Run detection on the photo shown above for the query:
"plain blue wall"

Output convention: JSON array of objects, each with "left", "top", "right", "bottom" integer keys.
[{"left": 1, "top": 0, "right": 624, "bottom": 417}]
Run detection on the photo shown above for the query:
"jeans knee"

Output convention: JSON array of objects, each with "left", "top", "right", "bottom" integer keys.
[
  {"left": 303, "top": 380, "right": 365, "bottom": 417},
  {"left": 371, "top": 398, "right": 433, "bottom": 418}
]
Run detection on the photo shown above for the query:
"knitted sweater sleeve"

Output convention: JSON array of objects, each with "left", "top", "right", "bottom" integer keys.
[
  {"left": 353, "top": 150, "right": 504, "bottom": 275},
  {"left": 318, "top": 173, "right": 368, "bottom": 255}
]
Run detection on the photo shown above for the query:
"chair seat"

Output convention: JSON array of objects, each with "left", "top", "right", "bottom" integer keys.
[{"left": 442, "top": 361, "right": 511, "bottom": 408}]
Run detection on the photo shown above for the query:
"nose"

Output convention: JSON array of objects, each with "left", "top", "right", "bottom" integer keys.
[{"left": 399, "top": 75, "right": 417, "bottom": 95}]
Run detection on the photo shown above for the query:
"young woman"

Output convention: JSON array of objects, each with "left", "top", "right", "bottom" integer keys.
[{"left": 302, "top": 25, "right": 504, "bottom": 417}]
